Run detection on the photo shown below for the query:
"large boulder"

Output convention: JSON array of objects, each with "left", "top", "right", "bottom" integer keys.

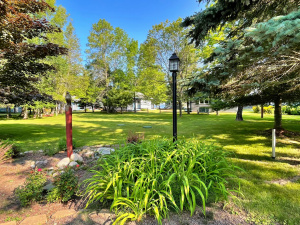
[
  {"left": 57, "top": 157, "right": 70, "bottom": 169},
  {"left": 70, "top": 153, "right": 83, "bottom": 163}
]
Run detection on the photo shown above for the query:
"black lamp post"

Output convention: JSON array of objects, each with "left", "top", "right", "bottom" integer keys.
[{"left": 169, "top": 52, "right": 180, "bottom": 142}]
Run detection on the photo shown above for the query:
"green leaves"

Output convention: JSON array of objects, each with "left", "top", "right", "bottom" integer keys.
[{"left": 83, "top": 139, "right": 240, "bottom": 224}]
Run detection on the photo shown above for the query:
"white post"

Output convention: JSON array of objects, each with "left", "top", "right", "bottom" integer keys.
[{"left": 272, "top": 129, "right": 276, "bottom": 159}]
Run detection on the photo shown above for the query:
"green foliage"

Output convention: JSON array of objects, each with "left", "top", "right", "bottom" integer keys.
[
  {"left": 43, "top": 145, "right": 59, "bottom": 156},
  {"left": 48, "top": 167, "right": 79, "bottom": 202},
  {"left": 83, "top": 139, "right": 240, "bottom": 224},
  {"left": 210, "top": 99, "right": 229, "bottom": 112},
  {"left": 47, "top": 167, "right": 78, "bottom": 202},
  {"left": 57, "top": 137, "right": 76, "bottom": 151},
  {"left": 0, "top": 0, "right": 67, "bottom": 105},
  {"left": 15, "top": 171, "right": 47, "bottom": 206},
  {"left": 103, "top": 87, "right": 133, "bottom": 111},
  {"left": 282, "top": 105, "right": 300, "bottom": 115},
  {"left": 182, "top": 0, "right": 298, "bottom": 46},
  {"left": 252, "top": 106, "right": 274, "bottom": 114},
  {"left": 252, "top": 106, "right": 260, "bottom": 113}
]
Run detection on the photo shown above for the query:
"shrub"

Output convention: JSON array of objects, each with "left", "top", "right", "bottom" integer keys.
[
  {"left": 44, "top": 144, "right": 60, "bottom": 156},
  {"left": 57, "top": 137, "right": 76, "bottom": 151},
  {"left": 83, "top": 139, "right": 240, "bottom": 224},
  {"left": 47, "top": 167, "right": 78, "bottom": 202},
  {"left": 252, "top": 106, "right": 260, "bottom": 113},
  {"left": 263, "top": 105, "right": 274, "bottom": 114},
  {"left": 15, "top": 170, "right": 47, "bottom": 206},
  {"left": 127, "top": 131, "right": 144, "bottom": 144}
]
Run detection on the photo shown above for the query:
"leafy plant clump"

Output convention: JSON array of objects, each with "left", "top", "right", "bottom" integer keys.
[
  {"left": 0, "top": 141, "right": 13, "bottom": 163},
  {"left": 57, "top": 137, "right": 76, "bottom": 151},
  {"left": 47, "top": 167, "right": 78, "bottom": 202},
  {"left": 83, "top": 139, "right": 240, "bottom": 224},
  {"left": 0, "top": 140, "right": 21, "bottom": 162},
  {"left": 126, "top": 131, "right": 144, "bottom": 144},
  {"left": 15, "top": 170, "right": 47, "bottom": 206}
]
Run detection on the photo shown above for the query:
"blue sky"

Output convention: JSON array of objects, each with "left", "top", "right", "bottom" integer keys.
[{"left": 56, "top": 0, "right": 204, "bottom": 62}]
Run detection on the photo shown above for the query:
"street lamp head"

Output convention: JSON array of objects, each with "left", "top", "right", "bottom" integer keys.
[{"left": 169, "top": 52, "right": 180, "bottom": 72}]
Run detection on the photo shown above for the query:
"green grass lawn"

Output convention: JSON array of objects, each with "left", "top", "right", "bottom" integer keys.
[{"left": 1, "top": 111, "right": 300, "bottom": 224}]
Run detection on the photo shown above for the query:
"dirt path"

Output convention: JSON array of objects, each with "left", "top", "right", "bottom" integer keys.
[{"left": 0, "top": 151, "right": 251, "bottom": 225}]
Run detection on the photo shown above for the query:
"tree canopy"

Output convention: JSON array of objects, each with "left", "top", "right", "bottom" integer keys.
[{"left": 0, "top": 0, "right": 67, "bottom": 105}]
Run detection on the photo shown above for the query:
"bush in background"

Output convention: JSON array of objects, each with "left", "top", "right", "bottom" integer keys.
[
  {"left": 252, "top": 106, "right": 260, "bottom": 113},
  {"left": 252, "top": 105, "right": 274, "bottom": 114},
  {"left": 15, "top": 170, "right": 47, "bottom": 206},
  {"left": 83, "top": 139, "right": 240, "bottom": 224}
]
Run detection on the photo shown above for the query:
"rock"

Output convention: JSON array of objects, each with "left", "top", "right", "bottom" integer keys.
[
  {"left": 70, "top": 153, "right": 83, "bottom": 163},
  {"left": 36, "top": 160, "right": 48, "bottom": 168},
  {"left": 97, "top": 147, "right": 114, "bottom": 155},
  {"left": 53, "top": 172, "right": 60, "bottom": 177},
  {"left": 27, "top": 151, "right": 33, "bottom": 154},
  {"left": 43, "top": 183, "right": 55, "bottom": 192},
  {"left": 38, "top": 150, "right": 44, "bottom": 153},
  {"left": 47, "top": 170, "right": 54, "bottom": 176},
  {"left": 30, "top": 163, "right": 36, "bottom": 169},
  {"left": 19, "top": 214, "right": 47, "bottom": 225},
  {"left": 83, "top": 150, "right": 94, "bottom": 158},
  {"left": 57, "top": 157, "right": 70, "bottom": 169},
  {"left": 47, "top": 167, "right": 54, "bottom": 171},
  {"left": 51, "top": 209, "right": 77, "bottom": 219},
  {"left": 69, "top": 161, "right": 78, "bottom": 167},
  {"left": 0, "top": 221, "right": 17, "bottom": 225},
  {"left": 82, "top": 146, "right": 91, "bottom": 151}
]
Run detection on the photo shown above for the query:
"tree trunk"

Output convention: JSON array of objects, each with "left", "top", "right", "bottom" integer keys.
[
  {"left": 261, "top": 103, "right": 264, "bottom": 118},
  {"left": 179, "top": 100, "right": 182, "bottom": 117},
  {"left": 92, "top": 105, "right": 94, "bottom": 113},
  {"left": 13, "top": 107, "right": 16, "bottom": 113},
  {"left": 187, "top": 101, "right": 190, "bottom": 114},
  {"left": 84, "top": 104, "right": 87, "bottom": 113},
  {"left": 121, "top": 107, "right": 123, "bottom": 114},
  {"left": 134, "top": 92, "right": 137, "bottom": 113},
  {"left": 59, "top": 103, "right": 64, "bottom": 114},
  {"left": 274, "top": 96, "right": 282, "bottom": 130},
  {"left": 56, "top": 101, "right": 58, "bottom": 116},
  {"left": 235, "top": 105, "right": 243, "bottom": 121},
  {"left": 6, "top": 106, "right": 10, "bottom": 119},
  {"left": 216, "top": 110, "right": 219, "bottom": 116},
  {"left": 33, "top": 109, "right": 37, "bottom": 119},
  {"left": 23, "top": 106, "right": 28, "bottom": 119}
]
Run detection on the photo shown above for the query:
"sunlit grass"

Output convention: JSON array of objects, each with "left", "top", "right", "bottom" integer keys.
[{"left": 0, "top": 111, "right": 300, "bottom": 224}]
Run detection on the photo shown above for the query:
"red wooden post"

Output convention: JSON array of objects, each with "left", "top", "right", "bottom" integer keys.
[{"left": 65, "top": 92, "right": 73, "bottom": 157}]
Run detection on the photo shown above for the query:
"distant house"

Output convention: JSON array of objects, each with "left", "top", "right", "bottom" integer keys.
[
  {"left": 127, "top": 92, "right": 162, "bottom": 111},
  {"left": 190, "top": 98, "right": 212, "bottom": 113}
]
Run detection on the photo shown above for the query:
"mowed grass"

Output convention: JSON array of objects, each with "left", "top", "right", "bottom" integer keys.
[{"left": 0, "top": 111, "right": 300, "bottom": 224}]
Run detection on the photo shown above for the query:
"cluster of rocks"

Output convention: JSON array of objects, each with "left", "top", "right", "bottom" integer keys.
[
  {"left": 56, "top": 153, "right": 83, "bottom": 169},
  {"left": 30, "top": 160, "right": 48, "bottom": 169},
  {"left": 74, "top": 146, "right": 115, "bottom": 159}
]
